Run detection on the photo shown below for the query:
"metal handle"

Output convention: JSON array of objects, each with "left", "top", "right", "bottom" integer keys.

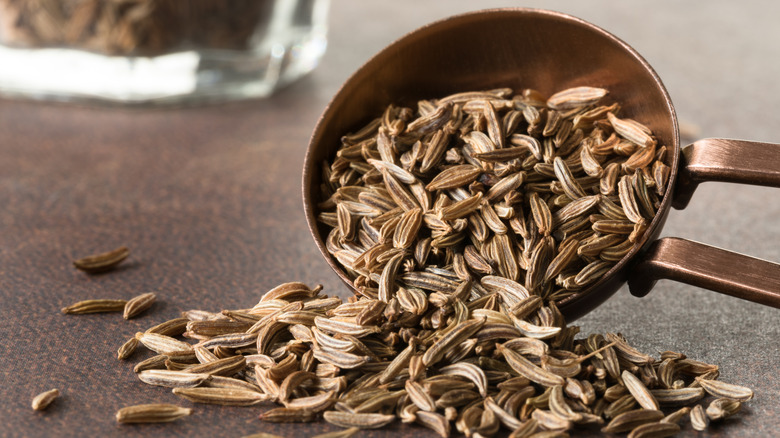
[
  {"left": 673, "top": 138, "right": 780, "bottom": 209},
  {"left": 629, "top": 238, "right": 780, "bottom": 308},
  {"left": 629, "top": 138, "right": 780, "bottom": 308}
]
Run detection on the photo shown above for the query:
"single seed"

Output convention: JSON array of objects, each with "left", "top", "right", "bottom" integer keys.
[
  {"left": 660, "top": 407, "right": 691, "bottom": 424},
  {"left": 310, "top": 427, "right": 361, "bottom": 438},
  {"left": 258, "top": 408, "right": 317, "bottom": 423},
  {"left": 73, "top": 246, "right": 129, "bottom": 273},
  {"left": 61, "top": 299, "right": 127, "bottom": 314},
  {"left": 115, "top": 404, "right": 191, "bottom": 424},
  {"left": 649, "top": 387, "right": 705, "bottom": 406},
  {"left": 31, "top": 389, "right": 59, "bottom": 411},
  {"left": 137, "top": 370, "right": 212, "bottom": 388},
  {"left": 172, "top": 387, "right": 270, "bottom": 406},
  {"left": 690, "top": 404, "right": 709, "bottom": 431},
  {"left": 124, "top": 292, "right": 157, "bottom": 319},
  {"left": 135, "top": 332, "right": 193, "bottom": 355},
  {"left": 622, "top": 370, "right": 659, "bottom": 411},
  {"left": 627, "top": 421, "right": 680, "bottom": 438},
  {"left": 322, "top": 411, "right": 395, "bottom": 429},
  {"left": 706, "top": 398, "right": 741, "bottom": 421},
  {"left": 602, "top": 409, "right": 664, "bottom": 434},
  {"left": 547, "top": 86, "right": 608, "bottom": 110},
  {"left": 117, "top": 337, "right": 139, "bottom": 360},
  {"left": 695, "top": 377, "right": 754, "bottom": 401}
]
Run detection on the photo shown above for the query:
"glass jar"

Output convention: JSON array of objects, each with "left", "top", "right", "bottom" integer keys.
[{"left": 0, "top": 0, "right": 329, "bottom": 104}]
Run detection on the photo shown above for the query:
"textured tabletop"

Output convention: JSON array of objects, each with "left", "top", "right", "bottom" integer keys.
[{"left": 1, "top": 1, "right": 778, "bottom": 437}]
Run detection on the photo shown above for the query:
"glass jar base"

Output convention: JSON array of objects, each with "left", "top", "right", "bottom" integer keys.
[{"left": 0, "top": 30, "right": 326, "bottom": 105}]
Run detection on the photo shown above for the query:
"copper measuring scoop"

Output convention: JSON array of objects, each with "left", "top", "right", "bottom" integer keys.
[{"left": 302, "top": 8, "right": 780, "bottom": 321}]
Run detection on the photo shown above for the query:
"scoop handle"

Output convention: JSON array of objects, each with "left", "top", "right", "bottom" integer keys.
[
  {"left": 629, "top": 237, "right": 780, "bottom": 308},
  {"left": 673, "top": 138, "right": 780, "bottom": 209},
  {"left": 629, "top": 138, "right": 780, "bottom": 308}
]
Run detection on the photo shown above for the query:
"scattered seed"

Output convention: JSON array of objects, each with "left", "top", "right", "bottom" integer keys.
[
  {"left": 258, "top": 408, "right": 317, "bottom": 423},
  {"left": 627, "top": 421, "right": 680, "bottom": 438},
  {"left": 690, "top": 404, "right": 709, "bottom": 431},
  {"left": 137, "top": 370, "right": 211, "bottom": 388},
  {"left": 172, "top": 387, "right": 269, "bottom": 406},
  {"left": 117, "top": 337, "right": 139, "bottom": 360},
  {"left": 122, "top": 292, "right": 157, "bottom": 319},
  {"left": 73, "top": 246, "right": 129, "bottom": 273},
  {"left": 61, "top": 299, "right": 126, "bottom": 315},
  {"left": 706, "top": 398, "right": 741, "bottom": 421},
  {"left": 31, "top": 389, "right": 59, "bottom": 411},
  {"left": 115, "top": 404, "right": 191, "bottom": 424},
  {"left": 310, "top": 427, "right": 361, "bottom": 438},
  {"left": 695, "top": 377, "right": 754, "bottom": 401},
  {"left": 602, "top": 409, "right": 664, "bottom": 434},
  {"left": 323, "top": 411, "right": 395, "bottom": 429}
]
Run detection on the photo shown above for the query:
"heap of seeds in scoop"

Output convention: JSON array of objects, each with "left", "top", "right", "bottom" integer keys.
[
  {"left": 317, "top": 86, "right": 669, "bottom": 302},
  {"left": 117, "top": 88, "right": 752, "bottom": 437}
]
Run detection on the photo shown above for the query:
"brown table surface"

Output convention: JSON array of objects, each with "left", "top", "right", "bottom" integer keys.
[{"left": 2, "top": 2, "right": 779, "bottom": 437}]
